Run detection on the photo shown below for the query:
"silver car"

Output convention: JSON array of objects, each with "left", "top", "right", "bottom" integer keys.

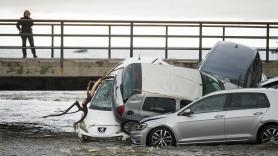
[
  {"left": 121, "top": 93, "right": 191, "bottom": 133},
  {"left": 131, "top": 88, "right": 278, "bottom": 146}
]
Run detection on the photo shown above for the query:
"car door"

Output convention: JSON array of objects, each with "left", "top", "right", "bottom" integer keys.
[
  {"left": 224, "top": 93, "right": 270, "bottom": 141},
  {"left": 175, "top": 94, "right": 227, "bottom": 144}
]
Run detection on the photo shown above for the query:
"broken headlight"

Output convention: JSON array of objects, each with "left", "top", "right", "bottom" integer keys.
[{"left": 136, "top": 123, "right": 148, "bottom": 131}]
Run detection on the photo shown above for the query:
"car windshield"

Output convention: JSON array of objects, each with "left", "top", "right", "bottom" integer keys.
[
  {"left": 89, "top": 80, "right": 113, "bottom": 111},
  {"left": 201, "top": 73, "right": 223, "bottom": 95}
]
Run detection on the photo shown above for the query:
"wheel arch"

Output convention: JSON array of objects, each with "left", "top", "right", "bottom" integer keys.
[{"left": 256, "top": 121, "right": 278, "bottom": 142}]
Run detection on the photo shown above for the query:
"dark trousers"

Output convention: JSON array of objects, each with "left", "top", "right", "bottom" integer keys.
[{"left": 21, "top": 34, "right": 37, "bottom": 57}]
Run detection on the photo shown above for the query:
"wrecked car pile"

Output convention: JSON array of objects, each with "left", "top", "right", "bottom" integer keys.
[
  {"left": 113, "top": 63, "right": 224, "bottom": 134},
  {"left": 43, "top": 41, "right": 278, "bottom": 146}
]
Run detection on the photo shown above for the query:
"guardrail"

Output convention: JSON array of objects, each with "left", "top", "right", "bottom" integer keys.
[{"left": 0, "top": 19, "right": 278, "bottom": 66}]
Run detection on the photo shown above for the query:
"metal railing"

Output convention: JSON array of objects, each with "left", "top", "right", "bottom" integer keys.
[{"left": 1, "top": 19, "right": 278, "bottom": 66}]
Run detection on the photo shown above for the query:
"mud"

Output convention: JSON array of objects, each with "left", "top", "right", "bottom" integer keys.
[
  {"left": 1, "top": 91, "right": 278, "bottom": 156},
  {"left": 1, "top": 123, "right": 278, "bottom": 156}
]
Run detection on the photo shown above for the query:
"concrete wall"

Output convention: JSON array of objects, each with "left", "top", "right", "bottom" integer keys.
[
  {"left": 0, "top": 58, "right": 277, "bottom": 90},
  {"left": 0, "top": 58, "right": 121, "bottom": 77}
]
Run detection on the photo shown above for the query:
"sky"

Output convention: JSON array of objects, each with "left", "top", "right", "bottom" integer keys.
[
  {"left": 0, "top": 0, "right": 278, "bottom": 21},
  {"left": 0, "top": 0, "right": 278, "bottom": 60}
]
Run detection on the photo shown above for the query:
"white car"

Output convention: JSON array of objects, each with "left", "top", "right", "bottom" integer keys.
[{"left": 76, "top": 58, "right": 168, "bottom": 141}]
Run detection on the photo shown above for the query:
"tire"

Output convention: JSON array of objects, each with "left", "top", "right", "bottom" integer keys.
[
  {"left": 258, "top": 125, "right": 278, "bottom": 144},
  {"left": 121, "top": 120, "right": 138, "bottom": 134},
  {"left": 147, "top": 127, "right": 176, "bottom": 146}
]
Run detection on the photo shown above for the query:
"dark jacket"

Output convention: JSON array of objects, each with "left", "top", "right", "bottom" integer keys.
[{"left": 16, "top": 17, "right": 33, "bottom": 33}]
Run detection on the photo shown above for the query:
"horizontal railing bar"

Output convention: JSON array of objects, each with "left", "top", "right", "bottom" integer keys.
[
  {"left": 0, "top": 45, "right": 276, "bottom": 51},
  {"left": 1, "top": 19, "right": 278, "bottom": 25},
  {"left": 0, "top": 46, "right": 210, "bottom": 50},
  {"left": 2, "top": 21, "right": 278, "bottom": 29},
  {"left": 1, "top": 23, "right": 277, "bottom": 28},
  {"left": 2, "top": 34, "right": 278, "bottom": 39}
]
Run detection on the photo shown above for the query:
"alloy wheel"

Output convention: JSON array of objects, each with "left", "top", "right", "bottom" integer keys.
[
  {"left": 151, "top": 129, "right": 173, "bottom": 146},
  {"left": 261, "top": 127, "right": 278, "bottom": 143}
]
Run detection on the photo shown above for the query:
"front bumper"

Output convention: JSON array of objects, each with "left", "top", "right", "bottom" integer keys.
[
  {"left": 130, "top": 128, "right": 150, "bottom": 146},
  {"left": 76, "top": 124, "right": 129, "bottom": 141}
]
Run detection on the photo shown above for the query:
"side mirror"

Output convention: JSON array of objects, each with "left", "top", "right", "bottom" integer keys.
[{"left": 180, "top": 109, "right": 193, "bottom": 116}]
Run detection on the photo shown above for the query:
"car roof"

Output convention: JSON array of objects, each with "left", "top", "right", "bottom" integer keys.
[
  {"left": 199, "top": 41, "right": 258, "bottom": 81},
  {"left": 140, "top": 63, "right": 203, "bottom": 101},
  {"left": 205, "top": 88, "right": 277, "bottom": 97},
  {"left": 108, "top": 57, "right": 169, "bottom": 76}
]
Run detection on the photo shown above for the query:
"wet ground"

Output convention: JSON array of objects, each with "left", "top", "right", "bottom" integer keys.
[
  {"left": 1, "top": 91, "right": 278, "bottom": 156},
  {"left": 2, "top": 124, "right": 278, "bottom": 156}
]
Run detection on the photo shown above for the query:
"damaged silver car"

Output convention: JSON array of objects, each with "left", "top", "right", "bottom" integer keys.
[{"left": 131, "top": 88, "right": 278, "bottom": 146}]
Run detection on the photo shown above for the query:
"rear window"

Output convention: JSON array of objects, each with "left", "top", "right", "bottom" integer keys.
[
  {"left": 142, "top": 97, "right": 176, "bottom": 113},
  {"left": 225, "top": 93, "right": 270, "bottom": 110},
  {"left": 122, "top": 63, "right": 142, "bottom": 102},
  {"left": 89, "top": 80, "right": 113, "bottom": 111}
]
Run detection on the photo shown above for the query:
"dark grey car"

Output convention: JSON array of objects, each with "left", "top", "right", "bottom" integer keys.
[{"left": 199, "top": 41, "right": 262, "bottom": 88}]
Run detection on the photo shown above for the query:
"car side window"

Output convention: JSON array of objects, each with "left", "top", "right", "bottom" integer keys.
[
  {"left": 257, "top": 94, "right": 270, "bottom": 108},
  {"left": 180, "top": 100, "right": 191, "bottom": 108},
  {"left": 142, "top": 97, "right": 176, "bottom": 113},
  {"left": 225, "top": 93, "right": 270, "bottom": 110},
  {"left": 189, "top": 94, "right": 226, "bottom": 114}
]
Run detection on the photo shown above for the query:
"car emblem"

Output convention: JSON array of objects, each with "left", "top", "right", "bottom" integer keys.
[{"left": 98, "top": 127, "right": 107, "bottom": 133}]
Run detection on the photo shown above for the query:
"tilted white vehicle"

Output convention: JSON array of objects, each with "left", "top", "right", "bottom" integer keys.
[{"left": 113, "top": 63, "right": 224, "bottom": 133}]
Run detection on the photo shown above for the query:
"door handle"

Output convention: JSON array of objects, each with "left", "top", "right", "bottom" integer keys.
[
  {"left": 253, "top": 112, "right": 263, "bottom": 115},
  {"left": 214, "top": 115, "right": 224, "bottom": 119}
]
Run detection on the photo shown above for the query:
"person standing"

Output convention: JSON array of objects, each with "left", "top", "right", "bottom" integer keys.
[{"left": 16, "top": 10, "right": 37, "bottom": 58}]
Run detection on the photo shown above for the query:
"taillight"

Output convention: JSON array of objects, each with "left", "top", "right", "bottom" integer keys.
[{"left": 116, "top": 105, "right": 125, "bottom": 116}]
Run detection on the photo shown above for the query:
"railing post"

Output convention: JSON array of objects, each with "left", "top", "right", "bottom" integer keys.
[
  {"left": 108, "top": 25, "right": 111, "bottom": 58},
  {"left": 165, "top": 26, "right": 168, "bottom": 59},
  {"left": 199, "top": 23, "right": 203, "bottom": 62},
  {"left": 51, "top": 25, "right": 54, "bottom": 58},
  {"left": 60, "top": 21, "right": 64, "bottom": 67},
  {"left": 222, "top": 26, "right": 225, "bottom": 41},
  {"left": 266, "top": 24, "right": 270, "bottom": 63},
  {"left": 130, "top": 22, "right": 134, "bottom": 58}
]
